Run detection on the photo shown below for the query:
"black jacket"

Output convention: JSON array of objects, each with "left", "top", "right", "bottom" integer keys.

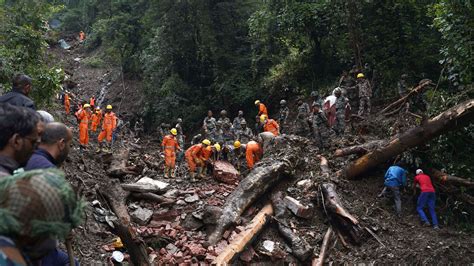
[{"left": 0, "top": 90, "right": 36, "bottom": 110}]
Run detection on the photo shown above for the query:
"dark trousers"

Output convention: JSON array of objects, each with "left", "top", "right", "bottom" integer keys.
[
  {"left": 383, "top": 186, "right": 401, "bottom": 215},
  {"left": 417, "top": 192, "right": 438, "bottom": 225}
]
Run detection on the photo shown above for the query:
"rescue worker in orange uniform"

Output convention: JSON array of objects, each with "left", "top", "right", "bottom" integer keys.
[
  {"left": 255, "top": 100, "right": 268, "bottom": 117},
  {"left": 97, "top": 105, "right": 117, "bottom": 152},
  {"left": 202, "top": 143, "right": 221, "bottom": 174},
  {"left": 91, "top": 107, "right": 102, "bottom": 133},
  {"left": 260, "top": 115, "right": 280, "bottom": 136},
  {"left": 246, "top": 140, "right": 262, "bottom": 169},
  {"left": 64, "top": 92, "right": 70, "bottom": 115},
  {"left": 90, "top": 96, "right": 96, "bottom": 108},
  {"left": 75, "top": 103, "right": 92, "bottom": 150},
  {"left": 79, "top": 31, "right": 86, "bottom": 41},
  {"left": 185, "top": 139, "right": 211, "bottom": 181},
  {"left": 162, "top": 128, "right": 181, "bottom": 178}
]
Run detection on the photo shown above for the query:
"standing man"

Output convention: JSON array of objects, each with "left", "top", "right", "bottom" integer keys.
[
  {"left": 222, "top": 123, "right": 235, "bottom": 146},
  {"left": 356, "top": 73, "right": 372, "bottom": 117},
  {"left": 0, "top": 74, "right": 35, "bottom": 110},
  {"left": 97, "top": 105, "right": 117, "bottom": 152},
  {"left": 64, "top": 91, "right": 71, "bottom": 115},
  {"left": 218, "top": 110, "right": 232, "bottom": 129},
  {"left": 278, "top": 100, "right": 289, "bottom": 134},
  {"left": 333, "top": 88, "right": 348, "bottom": 136},
  {"left": 90, "top": 96, "right": 96, "bottom": 108},
  {"left": 91, "top": 107, "right": 102, "bottom": 134},
  {"left": 0, "top": 103, "right": 40, "bottom": 177},
  {"left": 25, "top": 122, "right": 72, "bottom": 170},
  {"left": 237, "top": 120, "right": 253, "bottom": 143},
  {"left": 413, "top": 169, "right": 439, "bottom": 229},
  {"left": 162, "top": 128, "right": 181, "bottom": 178},
  {"left": 175, "top": 118, "right": 185, "bottom": 161},
  {"left": 311, "top": 102, "right": 331, "bottom": 149},
  {"left": 261, "top": 115, "right": 279, "bottom": 136},
  {"left": 203, "top": 110, "right": 217, "bottom": 141},
  {"left": 75, "top": 103, "right": 92, "bottom": 151},
  {"left": 295, "top": 98, "right": 310, "bottom": 136},
  {"left": 185, "top": 139, "right": 211, "bottom": 181},
  {"left": 380, "top": 164, "right": 407, "bottom": 217},
  {"left": 255, "top": 100, "right": 268, "bottom": 117},
  {"left": 233, "top": 110, "right": 246, "bottom": 131}
]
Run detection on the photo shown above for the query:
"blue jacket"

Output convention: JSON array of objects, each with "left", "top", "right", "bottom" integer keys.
[
  {"left": 0, "top": 90, "right": 35, "bottom": 110},
  {"left": 384, "top": 166, "right": 407, "bottom": 187},
  {"left": 25, "top": 148, "right": 56, "bottom": 170}
]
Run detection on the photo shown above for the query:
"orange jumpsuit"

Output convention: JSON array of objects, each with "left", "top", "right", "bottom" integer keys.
[
  {"left": 246, "top": 141, "right": 262, "bottom": 169},
  {"left": 162, "top": 135, "right": 180, "bottom": 168},
  {"left": 185, "top": 144, "right": 206, "bottom": 172},
  {"left": 202, "top": 146, "right": 213, "bottom": 161},
  {"left": 90, "top": 97, "right": 95, "bottom": 107},
  {"left": 98, "top": 112, "right": 117, "bottom": 143},
  {"left": 64, "top": 94, "right": 70, "bottom": 115},
  {"left": 258, "top": 103, "right": 268, "bottom": 116},
  {"left": 76, "top": 109, "right": 90, "bottom": 145},
  {"left": 264, "top": 119, "right": 280, "bottom": 136},
  {"left": 91, "top": 111, "right": 102, "bottom": 132}
]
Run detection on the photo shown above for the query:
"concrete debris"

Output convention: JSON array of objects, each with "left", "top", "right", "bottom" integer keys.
[
  {"left": 166, "top": 243, "right": 179, "bottom": 255},
  {"left": 213, "top": 160, "right": 240, "bottom": 185},
  {"left": 185, "top": 194, "right": 200, "bottom": 203},
  {"left": 164, "top": 189, "right": 179, "bottom": 198},
  {"left": 131, "top": 207, "right": 153, "bottom": 225},
  {"left": 137, "top": 177, "right": 169, "bottom": 190},
  {"left": 284, "top": 196, "right": 313, "bottom": 219},
  {"left": 263, "top": 240, "right": 275, "bottom": 252},
  {"left": 181, "top": 214, "right": 203, "bottom": 230}
]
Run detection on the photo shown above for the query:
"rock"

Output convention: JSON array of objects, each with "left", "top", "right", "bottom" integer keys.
[
  {"left": 131, "top": 207, "right": 153, "bottom": 225},
  {"left": 153, "top": 209, "right": 179, "bottom": 221},
  {"left": 202, "top": 206, "right": 222, "bottom": 225},
  {"left": 284, "top": 196, "right": 313, "bottom": 219},
  {"left": 263, "top": 240, "right": 275, "bottom": 253},
  {"left": 164, "top": 189, "right": 179, "bottom": 198},
  {"left": 185, "top": 194, "right": 199, "bottom": 203},
  {"left": 213, "top": 160, "right": 240, "bottom": 185},
  {"left": 176, "top": 200, "right": 186, "bottom": 205},
  {"left": 166, "top": 243, "right": 179, "bottom": 255},
  {"left": 181, "top": 214, "right": 203, "bottom": 230},
  {"left": 240, "top": 246, "right": 256, "bottom": 262},
  {"left": 296, "top": 179, "right": 312, "bottom": 187}
]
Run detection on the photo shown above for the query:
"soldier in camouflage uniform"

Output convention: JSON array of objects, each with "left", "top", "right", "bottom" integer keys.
[
  {"left": 237, "top": 120, "right": 253, "bottom": 143},
  {"left": 333, "top": 87, "right": 348, "bottom": 135},
  {"left": 218, "top": 110, "right": 232, "bottom": 129},
  {"left": 278, "top": 100, "right": 289, "bottom": 134},
  {"left": 311, "top": 102, "right": 331, "bottom": 149},
  {"left": 356, "top": 73, "right": 372, "bottom": 117},
  {"left": 233, "top": 110, "right": 246, "bottom": 131},
  {"left": 214, "top": 120, "right": 224, "bottom": 144},
  {"left": 222, "top": 122, "right": 235, "bottom": 146},
  {"left": 175, "top": 118, "right": 185, "bottom": 162},
  {"left": 203, "top": 110, "right": 217, "bottom": 141},
  {"left": 295, "top": 98, "right": 311, "bottom": 136}
]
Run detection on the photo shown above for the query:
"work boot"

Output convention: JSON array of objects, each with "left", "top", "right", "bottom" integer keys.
[
  {"left": 198, "top": 167, "right": 206, "bottom": 178},
  {"left": 189, "top": 172, "right": 196, "bottom": 182},
  {"left": 171, "top": 168, "right": 176, "bottom": 178}
]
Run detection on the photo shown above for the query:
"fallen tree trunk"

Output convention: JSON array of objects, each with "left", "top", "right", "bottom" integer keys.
[
  {"left": 334, "top": 140, "right": 386, "bottom": 157},
  {"left": 99, "top": 181, "right": 150, "bottom": 266},
  {"left": 130, "top": 192, "right": 175, "bottom": 205},
  {"left": 380, "top": 80, "right": 433, "bottom": 114},
  {"left": 312, "top": 227, "right": 333, "bottom": 266},
  {"left": 213, "top": 203, "right": 273, "bottom": 265},
  {"left": 343, "top": 100, "right": 474, "bottom": 179},
  {"left": 207, "top": 158, "right": 295, "bottom": 245},
  {"left": 429, "top": 168, "right": 474, "bottom": 188},
  {"left": 271, "top": 192, "right": 312, "bottom": 261}
]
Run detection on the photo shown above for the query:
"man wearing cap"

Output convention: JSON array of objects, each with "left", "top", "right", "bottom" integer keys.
[
  {"left": 236, "top": 120, "right": 253, "bottom": 144},
  {"left": 75, "top": 103, "right": 92, "bottom": 150},
  {"left": 97, "top": 105, "right": 117, "bottom": 152},
  {"left": 162, "top": 128, "right": 181, "bottom": 178},
  {"left": 311, "top": 102, "right": 331, "bottom": 149},
  {"left": 413, "top": 169, "right": 439, "bottom": 229},
  {"left": 356, "top": 73, "right": 372, "bottom": 117},
  {"left": 0, "top": 169, "right": 83, "bottom": 265},
  {"left": 185, "top": 139, "right": 211, "bottom": 181}
]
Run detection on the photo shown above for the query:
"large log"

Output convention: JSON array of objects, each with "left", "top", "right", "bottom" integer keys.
[
  {"left": 213, "top": 203, "right": 273, "bottom": 265},
  {"left": 98, "top": 181, "right": 150, "bottom": 266},
  {"left": 429, "top": 168, "right": 474, "bottom": 188},
  {"left": 343, "top": 100, "right": 474, "bottom": 179},
  {"left": 107, "top": 148, "right": 140, "bottom": 177},
  {"left": 380, "top": 79, "right": 433, "bottom": 114},
  {"left": 334, "top": 140, "right": 386, "bottom": 157}
]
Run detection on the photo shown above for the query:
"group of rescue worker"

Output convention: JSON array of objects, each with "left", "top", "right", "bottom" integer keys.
[
  {"left": 157, "top": 71, "right": 374, "bottom": 182},
  {"left": 64, "top": 92, "right": 118, "bottom": 153}
]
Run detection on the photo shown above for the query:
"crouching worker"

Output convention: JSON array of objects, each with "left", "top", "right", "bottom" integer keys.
[
  {"left": 413, "top": 169, "right": 439, "bottom": 229},
  {"left": 246, "top": 139, "right": 262, "bottom": 169},
  {"left": 162, "top": 128, "right": 181, "bottom": 178},
  {"left": 0, "top": 169, "right": 84, "bottom": 265},
  {"left": 379, "top": 164, "right": 407, "bottom": 217},
  {"left": 185, "top": 139, "right": 211, "bottom": 182}
]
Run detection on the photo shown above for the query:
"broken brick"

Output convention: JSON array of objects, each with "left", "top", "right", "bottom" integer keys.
[
  {"left": 213, "top": 160, "right": 240, "bottom": 185},
  {"left": 240, "top": 246, "right": 256, "bottom": 262},
  {"left": 222, "top": 230, "right": 231, "bottom": 239},
  {"left": 284, "top": 196, "right": 313, "bottom": 219},
  {"left": 153, "top": 209, "right": 179, "bottom": 221}
]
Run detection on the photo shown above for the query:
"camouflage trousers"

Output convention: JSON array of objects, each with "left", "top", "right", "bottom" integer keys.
[
  {"left": 333, "top": 112, "right": 345, "bottom": 135},
  {"left": 313, "top": 125, "right": 330, "bottom": 149},
  {"left": 295, "top": 118, "right": 310, "bottom": 136},
  {"left": 358, "top": 96, "right": 371, "bottom": 116}
]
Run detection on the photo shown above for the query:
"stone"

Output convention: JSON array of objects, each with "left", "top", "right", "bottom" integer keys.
[
  {"left": 166, "top": 243, "right": 179, "bottom": 255},
  {"left": 164, "top": 189, "right": 179, "bottom": 198},
  {"left": 202, "top": 205, "right": 222, "bottom": 225},
  {"left": 176, "top": 200, "right": 186, "bottom": 205},
  {"left": 284, "top": 196, "right": 313, "bottom": 219},
  {"left": 153, "top": 209, "right": 179, "bottom": 221},
  {"left": 263, "top": 240, "right": 275, "bottom": 253},
  {"left": 181, "top": 214, "right": 203, "bottom": 230},
  {"left": 185, "top": 194, "right": 199, "bottom": 203},
  {"left": 131, "top": 207, "right": 153, "bottom": 225},
  {"left": 213, "top": 160, "right": 240, "bottom": 185},
  {"left": 240, "top": 246, "right": 256, "bottom": 262},
  {"left": 296, "top": 179, "right": 312, "bottom": 187}
]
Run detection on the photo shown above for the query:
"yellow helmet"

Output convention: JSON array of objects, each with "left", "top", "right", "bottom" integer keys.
[
  {"left": 170, "top": 128, "right": 178, "bottom": 135},
  {"left": 234, "top": 140, "right": 241, "bottom": 148},
  {"left": 357, "top": 73, "right": 365, "bottom": 79},
  {"left": 260, "top": 114, "right": 267, "bottom": 122},
  {"left": 214, "top": 143, "right": 221, "bottom": 152},
  {"left": 106, "top": 105, "right": 113, "bottom": 110},
  {"left": 83, "top": 104, "right": 91, "bottom": 108},
  {"left": 202, "top": 139, "right": 211, "bottom": 146},
  {"left": 254, "top": 100, "right": 260, "bottom": 105}
]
